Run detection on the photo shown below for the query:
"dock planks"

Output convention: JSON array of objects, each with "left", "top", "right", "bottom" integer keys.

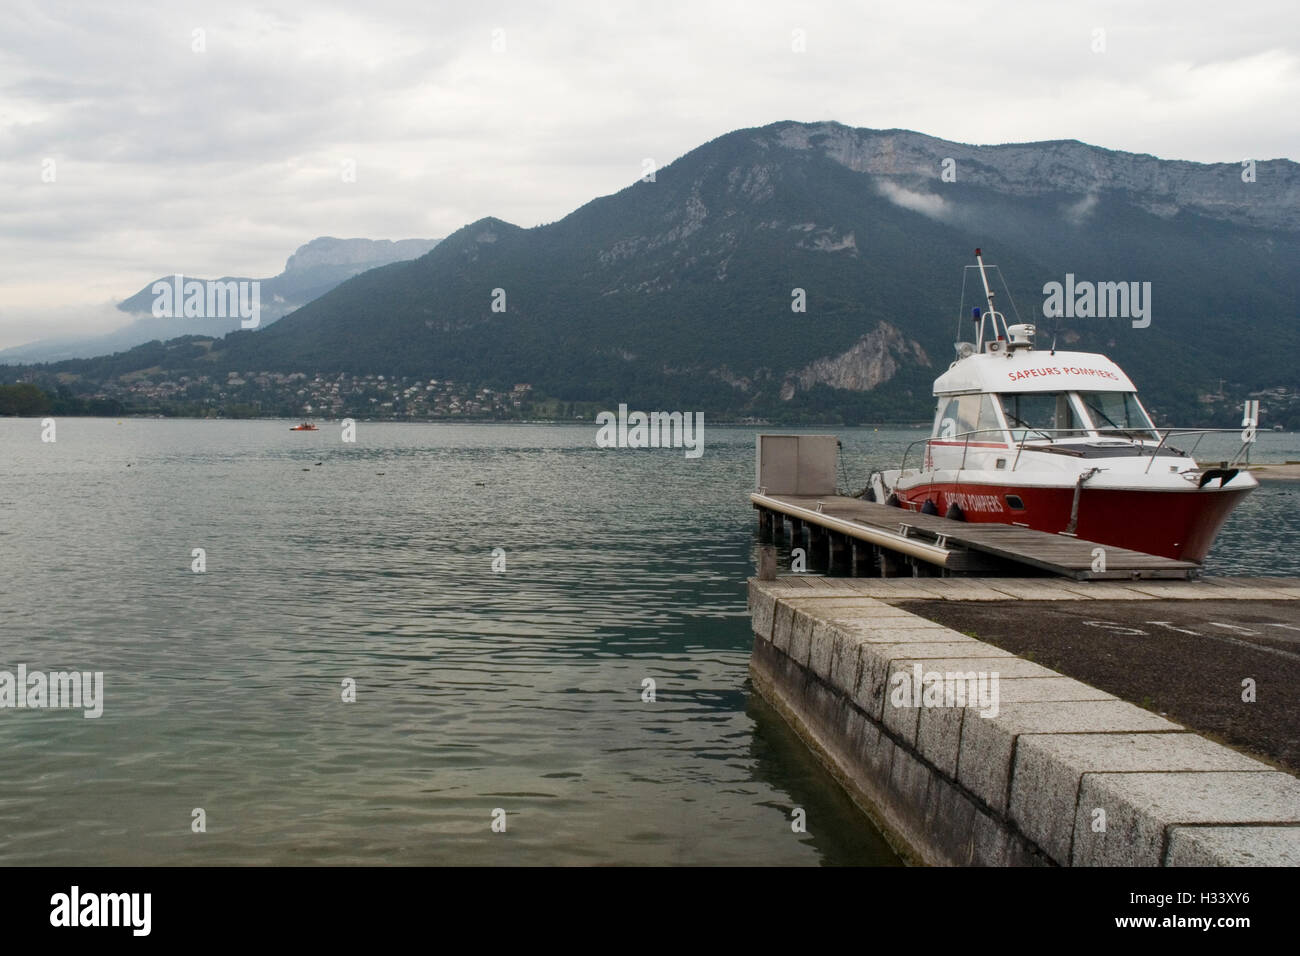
[{"left": 752, "top": 492, "right": 1199, "bottom": 580}]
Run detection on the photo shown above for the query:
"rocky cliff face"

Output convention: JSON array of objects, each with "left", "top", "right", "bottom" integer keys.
[
  {"left": 781, "top": 321, "right": 930, "bottom": 399},
  {"left": 283, "top": 237, "right": 440, "bottom": 274},
  {"left": 768, "top": 121, "right": 1298, "bottom": 230}
]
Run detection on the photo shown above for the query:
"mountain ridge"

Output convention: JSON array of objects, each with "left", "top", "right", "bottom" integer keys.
[
  {"left": 4, "top": 121, "right": 1297, "bottom": 425},
  {"left": 0, "top": 235, "right": 440, "bottom": 363}
]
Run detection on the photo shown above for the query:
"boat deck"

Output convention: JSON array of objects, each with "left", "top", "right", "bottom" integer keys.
[{"left": 751, "top": 492, "right": 1200, "bottom": 580}]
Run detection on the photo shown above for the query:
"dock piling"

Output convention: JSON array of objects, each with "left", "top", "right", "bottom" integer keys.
[
  {"left": 807, "top": 524, "right": 827, "bottom": 571},
  {"left": 829, "top": 532, "right": 848, "bottom": 574}
]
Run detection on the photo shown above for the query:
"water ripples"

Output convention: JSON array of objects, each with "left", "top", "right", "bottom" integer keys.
[{"left": 0, "top": 420, "right": 904, "bottom": 866}]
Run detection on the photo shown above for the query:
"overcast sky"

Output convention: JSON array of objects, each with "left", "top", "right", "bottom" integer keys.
[{"left": 2, "top": 0, "right": 1297, "bottom": 347}]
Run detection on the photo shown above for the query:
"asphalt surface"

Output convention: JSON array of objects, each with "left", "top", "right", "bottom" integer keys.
[{"left": 895, "top": 599, "right": 1300, "bottom": 773}]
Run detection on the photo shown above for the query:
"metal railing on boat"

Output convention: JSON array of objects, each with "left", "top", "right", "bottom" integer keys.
[{"left": 896, "top": 426, "right": 1254, "bottom": 478}]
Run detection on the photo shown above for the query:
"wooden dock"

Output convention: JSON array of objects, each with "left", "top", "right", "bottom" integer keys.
[{"left": 752, "top": 491, "right": 1200, "bottom": 580}]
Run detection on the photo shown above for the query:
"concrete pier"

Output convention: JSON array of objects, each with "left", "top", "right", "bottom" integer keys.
[{"left": 748, "top": 575, "right": 1300, "bottom": 866}]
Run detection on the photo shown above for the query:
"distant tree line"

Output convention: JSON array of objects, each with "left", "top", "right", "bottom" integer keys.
[{"left": 0, "top": 383, "right": 126, "bottom": 416}]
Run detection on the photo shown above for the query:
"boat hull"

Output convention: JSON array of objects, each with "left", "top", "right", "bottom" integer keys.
[{"left": 892, "top": 481, "right": 1252, "bottom": 563}]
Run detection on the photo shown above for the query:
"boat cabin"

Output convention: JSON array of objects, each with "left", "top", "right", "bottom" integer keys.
[{"left": 926, "top": 332, "right": 1164, "bottom": 471}]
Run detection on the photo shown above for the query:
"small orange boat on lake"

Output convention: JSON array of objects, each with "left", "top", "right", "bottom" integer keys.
[{"left": 290, "top": 422, "right": 318, "bottom": 431}]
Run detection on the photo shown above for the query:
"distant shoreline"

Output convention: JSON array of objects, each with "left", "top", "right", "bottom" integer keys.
[
  {"left": 2, "top": 413, "right": 1294, "bottom": 437},
  {"left": 1249, "top": 462, "right": 1300, "bottom": 480},
  {"left": 0, "top": 413, "right": 937, "bottom": 428}
]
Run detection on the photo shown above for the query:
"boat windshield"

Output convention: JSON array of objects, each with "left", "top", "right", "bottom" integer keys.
[
  {"left": 997, "top": 392, "right": 1084, "bottom": 441},
  {"left": 1076, "top": 391, "right": 1158, "bottom": 439}
]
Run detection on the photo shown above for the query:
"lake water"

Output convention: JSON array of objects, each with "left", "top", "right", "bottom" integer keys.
[{"left": 1, "top": 419, "right": 1296, "bottom": 865}]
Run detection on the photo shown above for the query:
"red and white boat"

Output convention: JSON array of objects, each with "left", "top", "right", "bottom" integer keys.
[{"left": 870, "top": 249, "right": 1257, "bottom": 563}]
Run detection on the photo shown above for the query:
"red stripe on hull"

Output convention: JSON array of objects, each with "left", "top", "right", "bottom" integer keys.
[{"left": 896, "top": 483, "right": 1250, "bottom": 562}]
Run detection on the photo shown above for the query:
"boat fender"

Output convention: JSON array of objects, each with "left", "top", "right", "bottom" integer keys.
[
  {"left": 864, "top": 487, "right": 877, "bottom": 502},
  {"left": 885, "top": 493, "right": 900, "bottom": 508},
  {"left": 921, "top": 499, "right": 939, "bottom": 516},
  {"left": 945, "top": 502, "right": 965, "bottom": 521}
]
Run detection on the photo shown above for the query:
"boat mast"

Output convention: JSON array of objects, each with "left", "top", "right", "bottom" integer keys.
[{"left": 973, "top": 248, "right": 1004, "bottom": 348}]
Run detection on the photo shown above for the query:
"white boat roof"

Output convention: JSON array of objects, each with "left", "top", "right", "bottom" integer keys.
[{"left": 934, "top": 348, "right": 1137, "bottom": 395}]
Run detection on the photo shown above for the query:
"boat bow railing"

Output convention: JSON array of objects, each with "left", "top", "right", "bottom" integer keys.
[{"left": 1139, "top": 427, "right": 1255, "bottom": 474}]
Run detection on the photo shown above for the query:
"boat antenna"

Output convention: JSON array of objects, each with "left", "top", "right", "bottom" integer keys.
[
  {"left": 1044, "top": 284, "right": 1060, "bottom": 355},
  {"left": 973, "top": 248, "right": 1003, "bottom": 344},
  {"left": 956, "top": 265, "right": 972, "bottom": 343}
]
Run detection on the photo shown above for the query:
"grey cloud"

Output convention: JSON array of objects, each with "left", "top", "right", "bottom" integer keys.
[{"left": 0, "top": 0, "right": 1296, "bottom": 345}]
